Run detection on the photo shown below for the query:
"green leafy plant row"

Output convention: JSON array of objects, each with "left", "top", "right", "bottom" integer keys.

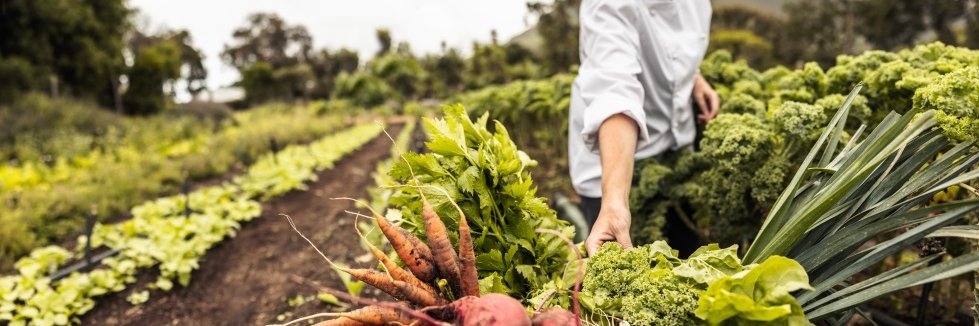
[
  {"left": 0, "top": 122, "right": 385, "bottom": 325},
  {"left": 0, "top": 102, "right": 349, "bottom": 268},
  {"left": 648, "top": 42, "right": 979, "bottom": 246}
]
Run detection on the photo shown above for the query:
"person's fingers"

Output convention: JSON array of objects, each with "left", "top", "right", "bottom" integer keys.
[
  {"left": 585, "top": 235, "right": 602, "bottom": 256},
  {"left": 695, "top": 92, "right": 709, "bottom": 121},
  {"left": 709, "top": 91, "right": 721, "bottom": 119},
  {"left": 618, "top": 232, "right": 634, "bottom": 249}
]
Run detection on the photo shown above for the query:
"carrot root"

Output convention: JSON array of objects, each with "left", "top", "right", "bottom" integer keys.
[
  {"left": 457, "top": 212, "right": 480, "bottom": 297},
  {"left": 348, "top": 210, "right": 440, "bottom": 296},
  {"left": 314, "top": 317, "right": 366, "bottom": 326},
  {"left": 290, "top": 275, "right": 447, "bottom": 326},
  {"left": 420, "top": 196, "right": 464, "bottom": 298},
  {"left": 333, "top": 197, "right": 437, "bottom": 282}
]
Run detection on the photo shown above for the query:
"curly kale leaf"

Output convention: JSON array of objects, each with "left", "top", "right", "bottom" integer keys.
[
  {"left": 912, "top": 66, "right": 979, "bottom": 141},
  {"left": 722, "top": 93, "right": 767, "bottom": 117},
  {"left": 582, "top": 242, "right": 700, "bottom": 326},
  {"left": 814, "top": 93, "right": 872, "bottom": 127},
  {"left": 700, "top": 114, "right": 777, "bottom": 169},
  {"left": 770, "top": 101, "right": 827, "bottom": 143}
]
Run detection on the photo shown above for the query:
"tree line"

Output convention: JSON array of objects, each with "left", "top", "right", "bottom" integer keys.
[
  {"left": 528, "top": 0, "right": 979, "bottom": 70},
  {"left": 0, "top": 1, "right": 558, "bottom": 114},
  {"left": 226, "top": 13, "right": 548, "bottom": 108},
  {"left": 5, "top": 0, "right": 978, "bottom": 115},
  {"left": 0, "top": 0, "right": 210, "bottom": 115}
]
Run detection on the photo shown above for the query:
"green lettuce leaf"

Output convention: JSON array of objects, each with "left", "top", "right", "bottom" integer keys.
[
  {"left": 695, "top": 256, "right": 812, "bottom": 325},
  {"left": 673, "top": 243, "right": 743, "bottom": 285}
]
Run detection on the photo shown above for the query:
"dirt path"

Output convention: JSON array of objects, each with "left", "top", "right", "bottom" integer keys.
[{"left": 81, "top": 123, "right": 403, "bottom": 326}]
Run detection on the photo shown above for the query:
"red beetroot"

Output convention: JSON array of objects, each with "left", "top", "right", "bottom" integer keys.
[
  {"left": 453, "top": 294, "right": 531, "bottom": 326},
  {"left": 532, "top": 308, "right": 576, "bottom": 326}
]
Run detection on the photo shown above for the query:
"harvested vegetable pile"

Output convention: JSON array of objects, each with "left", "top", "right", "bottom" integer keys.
[
  {"left": 582, "top": 242, "right": 810, "bottom": 326},
  {"left": 277, "top": 106, "right": 581, "bottom": 325},
  {"left": 279, "top": 183, "right": 577, "bottom": 325}
]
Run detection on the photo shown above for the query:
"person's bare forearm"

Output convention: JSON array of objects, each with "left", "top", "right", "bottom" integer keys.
[
  {"left": 598, "top": 114, "right": 638, "bottom": 207},
  {"left": 585, "top": 113, "right": 639, "bottom": 255}
]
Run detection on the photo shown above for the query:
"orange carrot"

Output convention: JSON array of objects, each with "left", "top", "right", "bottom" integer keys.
[
  {"left": 317, "top": 306, "right": 415, "bottom": 326},
  {"left": 393, "top": 279, "right": 447, "bottom": 307},
  {"left": 343, "top": 267, "right": 444, "bottom": 308},
  {"left": 457, "top": 212, "right": 480, "bottom": 297},
  {"left": 282, "top": 214, "right": 434, "bottom": 306},
  {"left": 349, "top": 211, "right": 440, "bottom": 297},
  {"left": 314, "top": 317, "right": 366, "bottom": 326},
  {"left": 334, "top": 198, "right": 436, "bottom": 282},
  {"left": 419, "top": 193, "right": 464, "bottom": 298},
  {"left": 398, "top": 184, "right": 478, "bottom": 297},
  {"left": 344, "top": 268, "right": 405, "bottom": 299}
]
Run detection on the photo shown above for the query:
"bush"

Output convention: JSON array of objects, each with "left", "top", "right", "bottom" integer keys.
[
  {"left": 0, "top": 56, "right": 39, "bottom": 103},
  {"left": 173, "top": 100, "right": 235, "bottom": 123},
  {"left": 332, "top": 71, "right": 398, "bottom": 107},
  {"left": 0, "top": 94, "right": 120, "bottom": 162}
]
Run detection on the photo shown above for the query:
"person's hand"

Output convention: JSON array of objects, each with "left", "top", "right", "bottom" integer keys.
[
  {"left": 693, "top": 74, "right": 720, "bottom": 122},
  {"left": 585, "top": 201, "right": 633, "bottom": 256}
]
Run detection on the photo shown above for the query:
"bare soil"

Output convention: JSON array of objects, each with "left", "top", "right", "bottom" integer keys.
[{"left": 80, "top": 123, "right": 403, "bottom": 326}]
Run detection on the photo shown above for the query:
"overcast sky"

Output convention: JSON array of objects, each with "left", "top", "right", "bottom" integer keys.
[{"left": 129, "top": 0, "right": 541, "bottom": 97}]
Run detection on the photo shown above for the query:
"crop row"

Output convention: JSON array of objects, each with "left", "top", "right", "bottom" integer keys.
[
  {"left": 0, "top": 103, "right": 347, "bottom": 269},
  {"left": 0, "top": 122, "right": 385, "bottom": 325}
]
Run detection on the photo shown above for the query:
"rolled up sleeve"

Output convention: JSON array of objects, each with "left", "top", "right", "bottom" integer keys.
[{"left": 577, "top": 0, "right": 650, "bottom": 153}]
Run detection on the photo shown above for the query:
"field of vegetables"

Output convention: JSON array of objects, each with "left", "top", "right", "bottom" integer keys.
[{"left": 3, "top": 40, "right": 979, "bottom": 326}]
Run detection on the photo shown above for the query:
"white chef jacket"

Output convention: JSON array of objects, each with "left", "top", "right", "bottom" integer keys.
[{"left": 569, "top": 0, "right": 712, "bottom": 198}]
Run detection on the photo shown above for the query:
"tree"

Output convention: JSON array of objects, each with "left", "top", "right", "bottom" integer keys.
[
  {"left": 333, "top": 48, "right": 360, "bottom": 73},
  {"left": 170, "top": 30, "right": 208, "bottom": 97},
  {"left": 274, "top": 64, "right": 314, "bottom": 102},
  {"left": 122, "top": 40, "right": 181, "bottom": 115},
  {"left": 925, "top": 0, "right": 969, "bottom": 46},
  {"left": 527, "top": 0, "right": 580, "bottom": 73},
  {"left": 711, "top": 5, "right": 786, "bottom": 68},
  {"left": 0, "top": 57, "right": 38, "bottom": 102},
  {"left": 0, "top": 0, "right": 129, "bottom": 105},
  {"left": 221, "top": 13, "right": 312, "bottom": 70},
  {"left": 376, "top": 29, "right": 392, "bottom": 57},
  {"left": 129, "top": 29, "right": 208, "bottom": 98},
  {"left": 709, "top": 29, "right": 775, "bottom": 68},
  {"left": 969, "top": 1, "right": 979, "bottom": 48},
  {"left": 239, "top": 62, "right": 278, "bottom": 104},
  {"left": 853, "top": 0, "right": 928, "bottom": 50},
  {"left": 332, "top": 71, "right": 396, "bottom": 108},
  {"left": 308, "top": 48, "right": 360, "bottom": 99},
  {"left": 422, "top": 42, "right": 465, "bottom": 96},
  {"left": 466, "top": 31, "right": 509, "bottom": 88},
  {"left": 370, "top": 53, "right": 426, "bottom": 100},
  {"left": 781, "top": 0, "right": 854, "bottom": 67}
]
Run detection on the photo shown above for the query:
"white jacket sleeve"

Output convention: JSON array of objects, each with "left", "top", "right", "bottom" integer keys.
[{"left": 577, "top": 0, "right": 650, "bottom": 153}]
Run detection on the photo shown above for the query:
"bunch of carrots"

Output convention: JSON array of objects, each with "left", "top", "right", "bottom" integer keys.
[{"left": 278, "top": 173, "right": 579, "bottom": 326}]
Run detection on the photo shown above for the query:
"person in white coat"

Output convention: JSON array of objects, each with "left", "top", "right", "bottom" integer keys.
[{"left": 569, "top": 0, "right": 720, "bottom": 255}]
